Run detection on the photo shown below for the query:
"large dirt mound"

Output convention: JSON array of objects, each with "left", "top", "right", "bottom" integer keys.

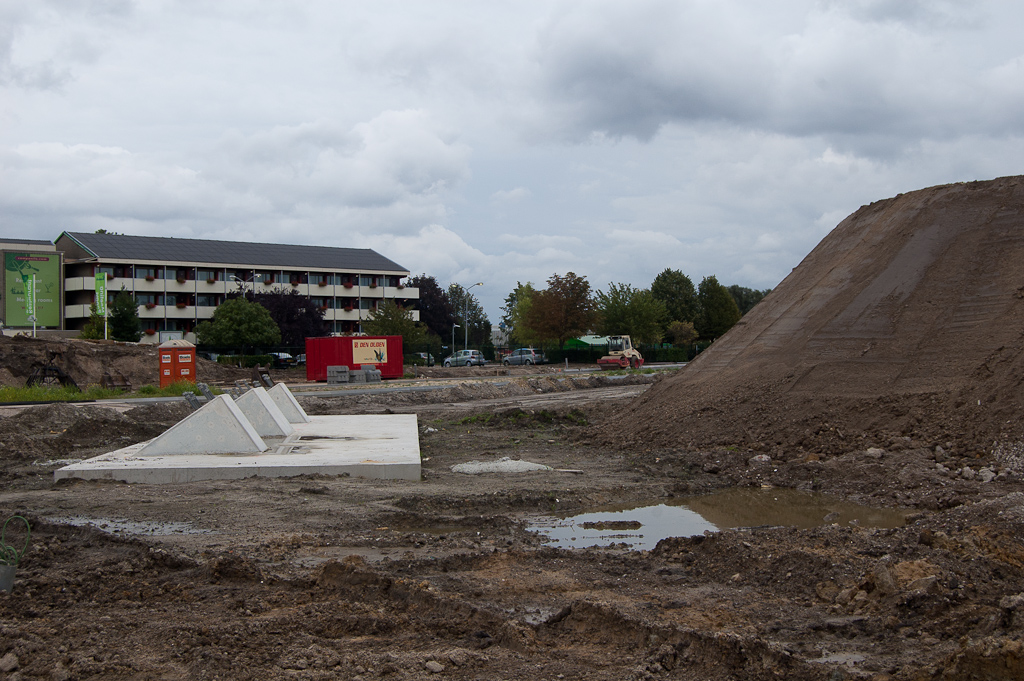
[
  {"left": 602, "top": 176, "right": 1024, "bottom": 456},
  {"left": 0, "top": 335, "right": 248, "bottom": 388}
]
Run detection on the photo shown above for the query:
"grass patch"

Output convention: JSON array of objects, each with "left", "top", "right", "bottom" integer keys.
[
  {"left": 0, "top": 384, "right": 126, "bottom": 403},
  {"left": 458, "top": 413, "right": 494, "bottom": 425},
  {"left": 0, "top": 380, "right": 219, "bottom": 404},
  {"left": 135, "top": 381, "right": 215, "bottom": 397}
]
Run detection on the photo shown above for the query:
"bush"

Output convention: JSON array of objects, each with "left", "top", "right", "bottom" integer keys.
[{"left": 216, "top": 354, "right": 273, "bottom": 368}]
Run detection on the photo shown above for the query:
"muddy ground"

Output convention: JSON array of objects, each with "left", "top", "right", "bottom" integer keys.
[{"left": 0, "top": 371, "right": 1021, "bottom": 680}]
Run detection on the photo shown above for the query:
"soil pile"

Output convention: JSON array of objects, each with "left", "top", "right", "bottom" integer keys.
[
  {"left": 602, "top": 176, "right": 1024, "bottom": 455},
  {"left": 0, "top": 335, "right": 248, "bottom": 389}
]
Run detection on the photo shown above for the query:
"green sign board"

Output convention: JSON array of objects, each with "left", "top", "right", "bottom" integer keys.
[
  {"left": 95, "top": 273, "right": 107, "bottom": 316},
  {"left": 3, "top": 252, "right": 61, "bottom": 327}
]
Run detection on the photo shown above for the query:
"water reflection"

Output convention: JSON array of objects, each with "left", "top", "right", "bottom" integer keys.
[{"left": 528, "top": 487, "right": 910, "bottom": 550}]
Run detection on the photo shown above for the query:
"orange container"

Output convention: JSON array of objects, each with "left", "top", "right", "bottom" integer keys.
[{"left": 158, "top": 339, "right": 196, "bottom": 388}]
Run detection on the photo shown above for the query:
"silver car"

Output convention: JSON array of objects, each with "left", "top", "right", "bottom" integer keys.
[
  {"left": 503, "top": 348, "right": 546, "bottom": 365},
  {"left": 443, "top": 349, "right": 487, "bottom": 367}
]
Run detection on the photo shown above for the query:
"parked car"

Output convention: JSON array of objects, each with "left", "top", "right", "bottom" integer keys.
[
  {"left": 503, "top": 348, "right": 546, "bottom": 365},
  {"left": 269, "top": 352, "right": 296, "bottom": 368},
  {"left": 415, "top": 352, "right": 435, "bottom": 366},
  {"left": 443, "top": 349, "right": 487, "bottom": 367},
  {"left": 294, "top": 354, "right": 306, "bottom": 366}
]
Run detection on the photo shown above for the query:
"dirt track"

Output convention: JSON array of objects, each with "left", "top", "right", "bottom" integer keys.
[{"left": 0, "top": 371, "right": 1022, "bottom": 680}]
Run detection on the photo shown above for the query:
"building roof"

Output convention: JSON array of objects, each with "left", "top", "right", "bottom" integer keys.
[
  {"left": 56, "top": 231, "right": 409, "bottom": 273},
  {"left": 0, "top": 238, "right": 56, "bottom": 249}
]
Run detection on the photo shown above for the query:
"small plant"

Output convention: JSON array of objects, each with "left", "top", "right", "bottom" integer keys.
[
  {"left": 176, "top": 276, "right": 186, "bottom": 284},
  {"left": 206, "top": 278, "right": 216, "bottom": 284},
  {"left": 145, "top": 275, "right": 155, "bottom": 282},
  {"left": 1, "top": 516, "right": 30, "bottom": 567}
]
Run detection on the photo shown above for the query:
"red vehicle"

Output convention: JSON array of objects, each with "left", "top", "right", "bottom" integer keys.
[{"left": 305, "top": 335, "right": 404, "bottom": 380}]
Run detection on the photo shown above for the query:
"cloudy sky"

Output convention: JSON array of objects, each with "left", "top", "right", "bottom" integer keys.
[{"left": 3, "top": 1, "right": 1023, "bottom": 320}]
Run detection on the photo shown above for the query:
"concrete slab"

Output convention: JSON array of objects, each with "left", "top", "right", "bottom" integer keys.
[
  {"left": 54, "top": 415, "right": 421, "bottom": 484},
  {"left": 235, "top": 387, "right": 295, "bottom": 438},
  {"left": 138, "top": 394, "right": 268, "bottom": 456}
]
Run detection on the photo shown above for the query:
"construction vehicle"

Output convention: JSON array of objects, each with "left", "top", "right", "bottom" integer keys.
[{"left": 596, "top": 335, "right": 644, "bottom": 370}]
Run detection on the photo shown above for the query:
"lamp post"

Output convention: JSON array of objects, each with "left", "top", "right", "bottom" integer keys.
[
  {"left": 229, "top": 275, "right": 250, "bottom": 300},
  {"left": 464, "top": 282, "right": 483, "bottom": 352},
  {"left": 451, "top": 324, "right": 460, "bottom": 364}
]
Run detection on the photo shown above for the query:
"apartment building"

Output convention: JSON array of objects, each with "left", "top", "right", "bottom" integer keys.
[{"left": 54, "top": 232, "right": 418, "bottom": 343}]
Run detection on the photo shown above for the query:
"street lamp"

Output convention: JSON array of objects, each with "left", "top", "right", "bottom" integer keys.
[
  {"left": 229, "top": 275, "right": 251, "bottom": 300},
  {"left": 451, "top": 324, "right": 460, "bottom": 363},
  {"left": 463, "top": 282, "right": 483, "bottom": 352}
]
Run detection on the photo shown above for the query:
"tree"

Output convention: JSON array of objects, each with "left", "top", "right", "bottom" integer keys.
[
  {"left": 408, "top": 274, "right": 455, "bottom": 340},
  {"left": 250, "top": 288, "right": 328, "bottom": 347},
  {"left": 447, "top": 283, "right": 491, "bottom": 348},
  {"left": 195, "top": 297, "right": 281, "bottom": 350},
  {"left": 109, "top": 289, "right": 142, "bottom": 342},
  {"left": 651, "top": 268, "right": 698, "bottom": 326},
  {"left": 727, "top": 285, "right": 771, "bottom": 316},
  {"left": 79, "top": 302, "right": 105, "bottom": 340},
  {"left": 501, "top": 282, "right": 539, "bottom": 346},
  {"left": 696, "top": 275, "right": 741, "bottom": 340},
  {"left": 667, "top": 320, "right": 698, "bottom": 346},
  {"left": 595, "top": 283, "right": 667, "bottom": 345},
  {"left": 527, "top": 272, "right": 597, "bottom": 349},
  {"left": 361, "top": 299, "right": 428, "bottom": 349}
]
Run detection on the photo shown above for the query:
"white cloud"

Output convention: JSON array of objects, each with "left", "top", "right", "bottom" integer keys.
[
  {"left": 490, "top": 187, "right": 531, "bottom": 203},
  {"left": 3, "top": 0, "right": 1024, "bottom": 321}
]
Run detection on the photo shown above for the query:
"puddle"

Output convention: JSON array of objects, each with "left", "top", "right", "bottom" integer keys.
[
  {"left": 528, "top": 488, "right": 911, "bottom": 550},
  {"left": 47, "top": 516, "right": 214, "bottom": 536}
]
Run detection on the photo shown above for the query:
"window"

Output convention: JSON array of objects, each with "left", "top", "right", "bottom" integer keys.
[
  {"left": 196, "top": 294, "right": 221, "bottom": 307},
  {"left": 197, "top": 269, "right": 219, "bottom": 282},
  {"left": 167, "top": 268, "right": 191, "bottom": 281},
  {"left": 136, "top": 293, "right": 163, "bottom": 306},
  {"left": 360, "top": 275, "right": 378, "bottom": 287},
  {"left": 136, "top": 266, "right": 158, "bottom": 280}
]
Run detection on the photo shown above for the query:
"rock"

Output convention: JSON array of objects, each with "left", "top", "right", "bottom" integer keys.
[
  {"left": 0, "top": 652, "right": 18, "bottom": 673},
  {"left": 978, "top": 467, "right": 996, "bottom": 482},
  {"left": 447, "top": 649, "right": 471, "bottom": 667},
  {"left": 836, "top": 587, "right": 857, "bottom": 605},
  {"left": 907, "top": 576, "right": 940, "bottom": 594},
  {"left": 749, "top": 454, "right": 771, "bottom": 465},
  {"left": 816, "top": 581, "right": 840, "bottom": 602},
  {"left": 960, "top": 466, "right": 976, "bottom": 480},
  {"left": 872, "top": 562, "right": 898, "bottom": 596},
  {"left": 823, "top": 511, "right": 840, "bottom": 523},
  {"left": 425, "top": 660, "right": 445, "bottom": 673},
  {"left": 866, "top": 447, "right": 885, "bottom": 459},
  {"left": 999, "top": 593, "right": 1024, "bottom": 611}
]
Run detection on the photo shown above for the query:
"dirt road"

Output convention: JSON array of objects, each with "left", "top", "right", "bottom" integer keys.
[{"left": 1, "top": 372, "right": 1022, "bottom": 680}]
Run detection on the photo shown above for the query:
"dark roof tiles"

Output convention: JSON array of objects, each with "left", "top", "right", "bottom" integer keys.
[{"left": 60, "top": 232, "right": 408, "bottom": 273}]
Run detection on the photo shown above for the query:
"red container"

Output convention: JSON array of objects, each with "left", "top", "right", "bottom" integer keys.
[
  {"left": 158, "top": 339, "right": 196, "bottom": 388},
  {"left": 305, "top": 335, "right": 404, "bottom": 381}
]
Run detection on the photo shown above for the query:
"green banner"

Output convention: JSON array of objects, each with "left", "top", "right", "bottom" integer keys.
[
  {"left": 3, "top": 252, "right": 60, "bottom": 327},
  {"left": 95, "top": 273, "right": 107, "bottom": 316}
]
